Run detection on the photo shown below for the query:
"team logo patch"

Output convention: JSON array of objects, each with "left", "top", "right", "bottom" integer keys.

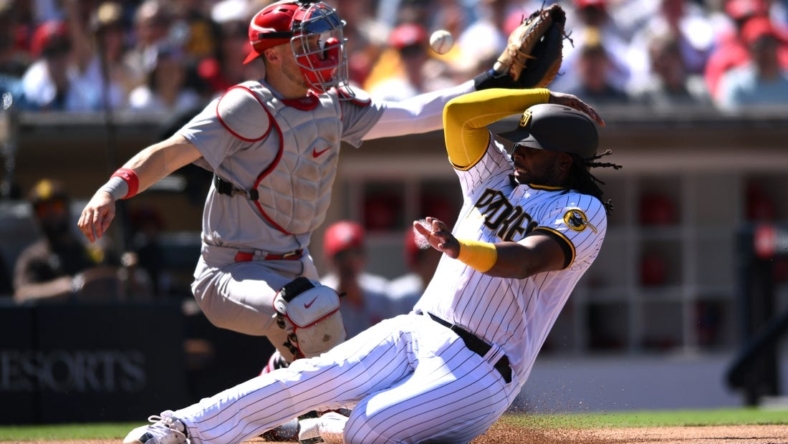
[
  {"left": 519, "top": 110, "right": 532, "bottom": 128},
  {"left": 563, "top": 209, "right": 597, "bottom": 233}
]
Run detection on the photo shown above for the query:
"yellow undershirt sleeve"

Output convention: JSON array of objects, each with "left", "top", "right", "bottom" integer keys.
[
  {"left": 456, "top": 238, "right": 498, "bottom": 273},
  {"left": 443, "top": 88, "right": 551, "bottom": 170}
]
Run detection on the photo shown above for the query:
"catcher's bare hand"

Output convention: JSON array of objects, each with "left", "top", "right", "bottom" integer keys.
[
  {"left": 77, "top": 191, "right": 116, "bottom": 243},
  {"left": 548, "top": 92, "right": 605, "bottom": 127},
  {"left": 413, "top": 217, "right": 460, "bottom": 259}
]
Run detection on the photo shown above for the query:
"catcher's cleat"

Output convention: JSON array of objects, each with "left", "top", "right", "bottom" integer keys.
[
  {"left": 298, "top": 411, "right": 348, "bottom": 444},
  {"left": 260, "top": 350, "right": 291, "bottom": 375},
  {"left": 260, "top": 417, "right": 299, "bottom": 442},
  {"left": 260, "top": 411, "right": 315, "bottom": 442},
  {"left": 123, "top": 411, "right": 188, "bottom": 444}
]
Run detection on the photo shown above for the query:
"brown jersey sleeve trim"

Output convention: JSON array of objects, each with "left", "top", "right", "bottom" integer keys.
[{"left": 533, "top": 227, "right": 575, "bottom": 269}]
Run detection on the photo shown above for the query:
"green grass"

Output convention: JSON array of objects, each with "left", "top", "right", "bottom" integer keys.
[
  {"left": 1, "top": 408, "right": 786, "bottom": 441},
  {"left": 503, "top": 407, "right": 788, "bottom": 429},
  {"left": 0, "top": 423, "right": 136, "bottom": 440}
]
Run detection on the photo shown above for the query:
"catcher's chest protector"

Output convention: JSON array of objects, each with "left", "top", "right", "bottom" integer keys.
[{"left": 226, "top": 81, "right": 343, "bottom": 235}]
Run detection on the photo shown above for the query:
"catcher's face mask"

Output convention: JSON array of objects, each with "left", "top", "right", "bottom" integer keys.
[
  {"left": 245, "top": 1, "right": 351, "bottom": 95},
  {"left": 290, "top": 3, "right": 349, "bottom": 93}
]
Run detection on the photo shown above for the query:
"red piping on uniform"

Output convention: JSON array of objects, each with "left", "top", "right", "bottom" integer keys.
[
  {"left": 252, "top": 116, "right": 292, "bottom": 235},
  {"left": 292, "top": 308, "right": 342, "bottom": 357},
  {"left": 216, "top": 86, "right": 272, "bottom": 142},
  {"left": 289, "top": 307, "right": 340, "bottom": 329},
  {"left": 335, "top": 86, "right": 371, "bottom": 107},
  {"left": 281, "top": 90, "right": 321, "bottom": 110}
]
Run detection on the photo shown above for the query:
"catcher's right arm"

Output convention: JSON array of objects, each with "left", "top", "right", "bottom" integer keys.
[{"left": 474, "top": 4, "right": 567, "bottom": 90}]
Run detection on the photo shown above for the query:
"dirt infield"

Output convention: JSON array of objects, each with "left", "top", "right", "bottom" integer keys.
[
  {"left": 471, "top": 423, "right": 788, "bottom": 443},
  {"left": 5, "top": 425, "right": 787, "bottom": 444}
]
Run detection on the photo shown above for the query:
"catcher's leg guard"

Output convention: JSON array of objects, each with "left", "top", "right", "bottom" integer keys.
[{"left": 273, "top": 277, "right": 346, "bottom": 358}]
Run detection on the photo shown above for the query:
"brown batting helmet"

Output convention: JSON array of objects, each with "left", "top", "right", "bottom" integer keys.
[{"left": 498, "top": 103, "right": 599, "bottom": 159}]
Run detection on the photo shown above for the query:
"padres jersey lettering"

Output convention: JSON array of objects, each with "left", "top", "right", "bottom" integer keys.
[{"left": 475, "top": 188, "right": 538, "bottom": 241}]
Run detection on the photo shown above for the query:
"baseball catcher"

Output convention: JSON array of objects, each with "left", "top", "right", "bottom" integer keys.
[{"left": 475, "top": 3, "right": 568, "bottom": 90}]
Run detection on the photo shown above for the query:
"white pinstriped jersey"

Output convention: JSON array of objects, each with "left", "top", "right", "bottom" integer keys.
[{"left": 414, "top": 137, "right": 607, "bottom": 388}]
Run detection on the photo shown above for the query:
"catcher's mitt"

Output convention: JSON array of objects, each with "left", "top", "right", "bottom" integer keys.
[{"left": 474, "top": 4, "right": 567, "bottom": 90}]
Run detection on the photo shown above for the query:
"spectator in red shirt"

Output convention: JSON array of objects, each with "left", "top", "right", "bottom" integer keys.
[
  {"left": 705, "top": 0, "right": 788, "bottom": 100},
  {"left": 20, "top": 21, "right": 76, "bottom": 110},
  {"left": 716, "top": 16, "right": 788, "bottom": 110}
]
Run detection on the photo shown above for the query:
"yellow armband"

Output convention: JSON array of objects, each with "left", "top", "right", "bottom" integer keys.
[{"left": 456, "top": 239, "right": 498, "bottom": 272}]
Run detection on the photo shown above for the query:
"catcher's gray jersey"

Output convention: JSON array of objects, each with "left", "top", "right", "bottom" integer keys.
[
  {"left": 177, "top": 81, "right": 383, "bottom": 345},
  {"left": 179, "top": 80, "right": 383, "bottom": 258}
]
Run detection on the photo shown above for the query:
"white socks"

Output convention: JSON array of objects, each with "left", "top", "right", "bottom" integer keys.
[{"left": 298, "top": 411, "right": 348, "bottom": 444}]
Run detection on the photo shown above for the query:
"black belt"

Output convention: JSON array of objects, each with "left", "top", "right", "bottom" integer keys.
[
  {"left": 429, "top": 313, "right": 512, "bottom": 383},
  {"left": 214, "top": 175, "right": 259, "bottom": 200},
  {"left": 234, "top": 250, "right": 303, "bottom": 262}
]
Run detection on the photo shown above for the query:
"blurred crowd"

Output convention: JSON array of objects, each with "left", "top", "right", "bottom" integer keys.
[
  {"left": 0, "top": 179, "right": 444, "bottom": 345},
  {"left": 0, "top": 0, "right": 785, "bottom": 114},
  {"left": 0, "top": 178, "right": 440, "bottom": 337}
]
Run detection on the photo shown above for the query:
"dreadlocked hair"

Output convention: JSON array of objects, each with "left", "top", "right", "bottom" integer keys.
[{"left": 565, "top": 150, "right": 622, "bottom": 215}]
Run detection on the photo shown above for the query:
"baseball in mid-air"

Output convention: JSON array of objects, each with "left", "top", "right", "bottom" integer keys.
[{"left": 429, "top": 30, "right": 454, "bottom": 55}]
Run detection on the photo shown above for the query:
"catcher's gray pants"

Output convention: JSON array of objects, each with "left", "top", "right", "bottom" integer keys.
[{"left": 191, "top": 245, "right": 320, "bottom": 360}]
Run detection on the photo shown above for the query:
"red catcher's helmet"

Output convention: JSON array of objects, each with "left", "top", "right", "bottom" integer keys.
[
  {"left": 324, "top": 220, "right": 365, "bottom": 258},
  {"left": 244, "top": 1, "right": 350, "bottom": 93}
]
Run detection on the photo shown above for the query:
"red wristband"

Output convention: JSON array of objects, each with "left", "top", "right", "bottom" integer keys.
[{"left": 111, "top": 168, "right": 139, "bottom": 199}]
